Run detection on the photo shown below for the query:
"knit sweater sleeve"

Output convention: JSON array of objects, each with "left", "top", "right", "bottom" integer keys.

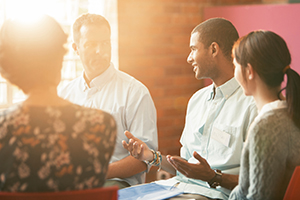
[{"left": 245, "top": 111, "right": 288, "bottom": 200}]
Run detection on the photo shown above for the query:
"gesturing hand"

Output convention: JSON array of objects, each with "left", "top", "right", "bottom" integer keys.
[
  {"left": 166, "top": 151, "right": 215, "bottom": 182},
  {"left": 122, "top": 131, "right": 154, "bottom": 161}
]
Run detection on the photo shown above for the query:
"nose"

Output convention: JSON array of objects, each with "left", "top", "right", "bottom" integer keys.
[
  {"left": 187, "top": 52, "right": 193, "bottom": 64},
  {"left": 95, "top": 44, "right": 102, "bottom": 54}
]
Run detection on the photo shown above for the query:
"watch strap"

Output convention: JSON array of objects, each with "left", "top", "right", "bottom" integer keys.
[{"left": 207, "top": 169, "right": 222, "bottom": 188}]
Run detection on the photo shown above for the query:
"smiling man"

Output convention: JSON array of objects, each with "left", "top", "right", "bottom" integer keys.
[
  {"left": 122, "top": 18, "right": 257, "bottom": 200},
  {"left": 58, "top": 13, "right": 158, "bottom": 189}
]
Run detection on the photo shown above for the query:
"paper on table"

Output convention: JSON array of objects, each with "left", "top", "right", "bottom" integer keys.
[{"left": 118, "top": 182, "right": 183, "bottom": 200}]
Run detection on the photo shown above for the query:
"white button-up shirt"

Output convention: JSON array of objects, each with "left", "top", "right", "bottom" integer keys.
[
  {"left": 156, "top": 78, "right": 257, "bottom": 200},
  {"left": 58, "top": 63, "right": 158, "bottom": 185}
]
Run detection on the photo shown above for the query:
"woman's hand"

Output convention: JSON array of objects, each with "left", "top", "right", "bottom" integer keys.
[{"left": 122, "top": 131, "right": 154, "bottom": 162}]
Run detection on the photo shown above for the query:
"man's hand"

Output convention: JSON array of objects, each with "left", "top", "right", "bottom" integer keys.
[
  {"left": 167, "top": 151, "right": 215, "bottom": 182},
  {"left": 122, "top": 131, "right": 154, "bottom": 161}
]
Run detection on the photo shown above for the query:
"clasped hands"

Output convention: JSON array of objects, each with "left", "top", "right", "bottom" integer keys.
[{"left": 122, "top": 131, "right": 215, "bottom": 182}]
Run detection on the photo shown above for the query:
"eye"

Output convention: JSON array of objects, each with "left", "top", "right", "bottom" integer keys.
[
  {"left": 190, "top": 47, "right": 196, "bottom": 52},
  {"left": 84, "top": 42, "right": 96, "bottom": 48}
]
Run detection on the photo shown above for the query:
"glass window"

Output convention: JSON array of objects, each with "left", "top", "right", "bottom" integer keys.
[{"left": 0, "top": 0, "right": 118, "bottom": 109}]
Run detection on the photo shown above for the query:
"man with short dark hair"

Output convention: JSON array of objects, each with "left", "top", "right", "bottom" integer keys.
[
  {"left": 59, "top": 13, "right": 158, "bottom": 189},
  {"left": 123, "top": 18, "right": 257, "bottom": 199}
]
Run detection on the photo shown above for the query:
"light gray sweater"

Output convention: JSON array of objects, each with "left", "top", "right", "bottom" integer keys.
[{"left": 229, "top": 107, "right": 300, "bottom": 200}]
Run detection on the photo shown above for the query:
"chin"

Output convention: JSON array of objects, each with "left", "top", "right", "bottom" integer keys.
[{"left": 195, "top": 73, "right": 202, "bottom": 80}]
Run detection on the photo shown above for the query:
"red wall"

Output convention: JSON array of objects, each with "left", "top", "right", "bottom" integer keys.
[{"left": 204, "top": 3, "right": 300, "bottom": 74}]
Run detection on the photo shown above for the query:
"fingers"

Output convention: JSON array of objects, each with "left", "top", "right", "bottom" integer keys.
[
  {"left": 122, "top": 136, "right": 140, "bottom": 154},
  {"left": 124, "top": 130, "right": 135, "bottom": 139},
  {"left": 166, "top": 155, "right": 177, "bottom": 170},
  {"left": 139, "top": 144, "right": 145, "bottom": 158},
  {"left": 167, "top": 156, "right": 189, "bottom": 176},
  {"left": 170, "top": 156, "right": 190, "bottom": 170},
  {"left": 193, "top": 151, "right": 205, "bottom": 163},
  {"left": 124, "top": 138, "right": 143, "bottom": 159},
  {"left": 132, "top": 140, "right": 142, "bottom": 156},
  {"left": 122, "top": 140, "right": 129, "bottom": 150},
  {"left": 193, "top": 151, "right": 210, "bottom": 167},
  {"left": 123, "top": 131, "right": 158, "bottom": 162}
]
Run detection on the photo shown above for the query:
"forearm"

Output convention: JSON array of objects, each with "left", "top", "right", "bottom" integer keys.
[
  {"left": 220, "top": 173, "right": 239, "bottom": 190},
  {"left": 106, "top": 156, "right": 147, "bottom": 179}
]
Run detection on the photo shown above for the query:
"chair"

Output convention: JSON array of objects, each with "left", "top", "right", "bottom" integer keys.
[
  {"left": 284, "top": 166, "right": 300, "bottom": 200},
  {"left": 0, "top": 186, "right": 118, "bottom": 200}
]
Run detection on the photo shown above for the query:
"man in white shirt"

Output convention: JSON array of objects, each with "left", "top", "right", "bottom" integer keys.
[
  {"left": 122, "top": 18, "right": 257, "bottom": 199},
  {"left": 58, "top": 13, "right": 158, "bottom": 188}
]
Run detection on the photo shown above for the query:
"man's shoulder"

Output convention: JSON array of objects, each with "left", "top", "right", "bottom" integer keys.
[{"left": 115, "top": 69, "right": 150, "bottom": 93}]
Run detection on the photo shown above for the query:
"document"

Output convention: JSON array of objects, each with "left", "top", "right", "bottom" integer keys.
[{"left": 118, "top": 182, "right": 183, "bottom": 200}]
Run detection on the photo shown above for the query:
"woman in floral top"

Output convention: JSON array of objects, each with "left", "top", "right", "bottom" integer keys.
[{"left": 0, "top": 15, "right": 117, "bottom": 192}]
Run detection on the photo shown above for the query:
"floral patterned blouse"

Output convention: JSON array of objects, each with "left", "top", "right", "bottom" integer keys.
[{"left": 0, "top": 103, "right": 116, "bottom": 192}]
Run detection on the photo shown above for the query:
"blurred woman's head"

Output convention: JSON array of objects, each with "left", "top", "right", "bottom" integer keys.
[{"left": 0, "top": 15, "right": 67, "bottom": 94}]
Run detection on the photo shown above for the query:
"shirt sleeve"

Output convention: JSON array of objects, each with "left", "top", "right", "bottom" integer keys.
[{"left": 125, "top": 83, "right": 158, "bottom": 151}]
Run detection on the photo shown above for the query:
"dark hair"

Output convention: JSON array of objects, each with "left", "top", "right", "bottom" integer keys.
[
  {"left": 0, "top": 15, "right": 67, "bottom": 93},
  {"left": 192, "top": 18, "right": 239, "bottom": 61},
  {"left": 233, "top": 30, "right": 300, "bottom": 129},
  {"left": 72, "top": 13, "right": 111, "bottom": 44}
]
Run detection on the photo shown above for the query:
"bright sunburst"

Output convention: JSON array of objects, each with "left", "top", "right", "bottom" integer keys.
[{"left": 4, "top": 0, "right": 62, "bottom": 23}]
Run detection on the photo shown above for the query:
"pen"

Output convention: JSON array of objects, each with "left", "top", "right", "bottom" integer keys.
[{"left": 170, "top": 182, "right": 180, "bottom": 190}]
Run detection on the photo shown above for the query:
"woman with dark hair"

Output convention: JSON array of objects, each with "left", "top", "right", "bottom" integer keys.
[
  {"left": 229, "top": 30, "right": 300, "bottom": 200},
  {"left": 0, "top": 15, "right": 116, "bottom": 192}
]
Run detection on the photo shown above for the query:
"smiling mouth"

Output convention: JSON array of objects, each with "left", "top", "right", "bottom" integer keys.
[{"left": 193, "top": 65, "right": 197, "bottom": 72}]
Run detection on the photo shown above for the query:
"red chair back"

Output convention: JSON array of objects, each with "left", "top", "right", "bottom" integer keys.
[
  {"left": 0, "top": 186, "right": 118, "bottom": 200},
  {"left": 284, "top": 166, "right": 300, "bottom": 200}
]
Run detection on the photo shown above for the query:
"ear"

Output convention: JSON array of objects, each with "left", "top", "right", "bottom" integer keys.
[
  {"left": 72, "top": 43, "right": 79, "bottom": 55},
  {"left": 210, "top": 42, "right": 220, "bottom": 58},
  {"left": 246, "top": 63, "right": 254, "bottom": 80}
]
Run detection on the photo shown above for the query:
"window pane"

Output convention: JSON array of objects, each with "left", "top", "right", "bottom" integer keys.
[
  {"left": 0, "top": 83, "right": 7, "bottom": 105},
  {"left": 12, "top": 86, "right": 26, "bottom": 104}
]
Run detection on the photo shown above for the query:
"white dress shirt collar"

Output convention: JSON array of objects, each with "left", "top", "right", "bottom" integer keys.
[
  {"left": 81, "top": 63, "right": 116, "bottom": 91},
  {"left": 259, "top": 100, "right": 287, "bottom": 116},
  {"left": 208, "top": 77, "right": 241, "bottom": 101}
]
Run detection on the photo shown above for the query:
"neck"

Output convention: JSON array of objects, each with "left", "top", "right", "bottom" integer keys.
[
  {"left": 84, "top": 64, "right": 110, "bottom": 87},
  {"left": 252, "top": 83, "right": 281, "bottom": 111},
  {"left": 24, "top": 86, "right": 69, "bottom": 106},
  {"left": 212, "top": 59, "right": 234, "bottom": 87}
]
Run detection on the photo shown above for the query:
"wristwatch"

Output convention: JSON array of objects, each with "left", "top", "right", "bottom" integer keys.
[{"left": 207, "top": 169, "right": 222, "bottom": 188}]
